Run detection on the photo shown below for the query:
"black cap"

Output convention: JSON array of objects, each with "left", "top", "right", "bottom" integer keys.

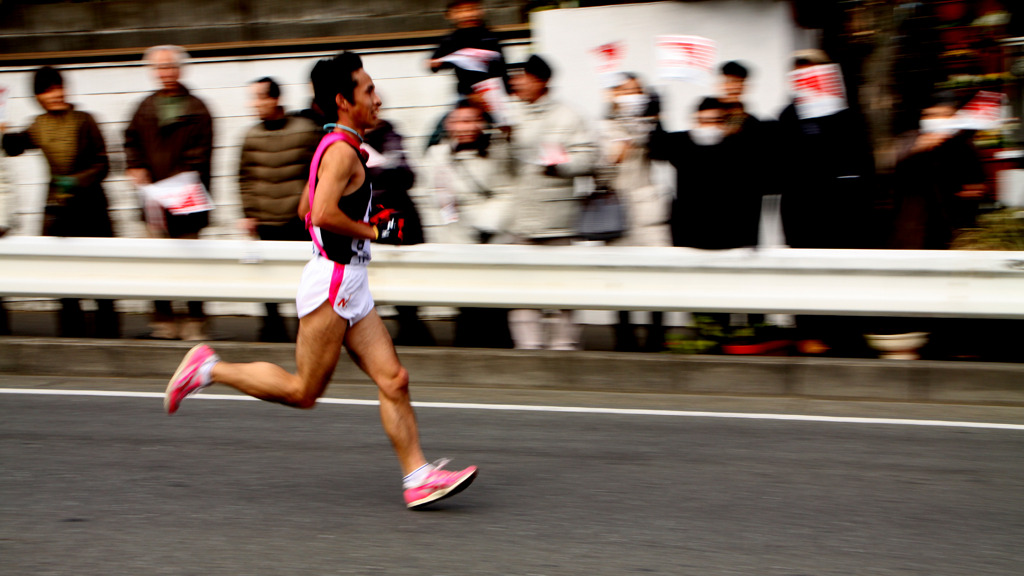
[
  {"left": 720, "top": 61, "right": 749, "bottom": 79},
  {"left": 514, "top": 54, "right": 553, "bottom": 83}
]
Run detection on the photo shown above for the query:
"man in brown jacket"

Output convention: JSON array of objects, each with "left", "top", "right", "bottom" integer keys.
[
  {"left": 124, "top": 45, "right": 214, "bottom": 340},
  {"left": 3, "top": 66, "right": 118, "bottom": 338},
  {"left": 238, "top": 77, "right": 320, "bottom": 341}
]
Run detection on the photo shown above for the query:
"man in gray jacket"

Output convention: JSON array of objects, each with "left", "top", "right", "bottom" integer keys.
[
  {"left": 507, "top": 55, "right": 597, "bottom": 350},
  {"left": 238, "top": 77, "right": 320, "bottom": 341}
]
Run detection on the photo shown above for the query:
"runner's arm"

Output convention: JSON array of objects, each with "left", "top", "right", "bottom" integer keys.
[{"left": 309, "top": 144, "right": 377, "bottom": 240}]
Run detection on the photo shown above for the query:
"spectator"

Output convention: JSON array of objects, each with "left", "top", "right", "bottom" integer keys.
[
  {"left": 238, "top": 77, "right": 320, "bottom": 342},
  {"left": 428, "top": 0, "right": 510, "bottom": 98},
  {"left": 1, "top": 66, "right": 118, "bottom": 338},
  {"left": 650, "top": 97, "right": 761, "bottom": 251},
  {"left": 124, "top": 45, "right": 214, "bottom": 341},
  {"left": 649, "top": 96, "right": 764, "bottom": 348},
  {"left": 598, "top": 73, "right": 671, "bottom": 351},
  {"left": 775, "top": 50, "right": 875, "bottom": 354},
  {"left": 718, "top": 60, "right": 761, "bottom": 137},
  {"left": 422, "top": 100, "right": 514, "bottom": 348},
  {"left": 890, "top": 92, "right": 986, "bottom": 250},
  {"left": 776, "top": 51, "right": 874, "bottom": 250},
  {"left": 293, "top": 59, "right": 330, "bottom": 136},
  {"left": 425, "top": 0, "right": 510, "bottom": 151},
  {"left": 0, "top": 142, "right": 12, "bottom": 335},
  {"left": 363, "top": 117, "right": 436, "bottom": 346},
  {"left": 506, "top": 54, "right": 597, "bottom": 351}
]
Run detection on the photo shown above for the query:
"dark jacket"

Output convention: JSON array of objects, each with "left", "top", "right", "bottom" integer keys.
[
  {"left": 363, "top": 121, "right": 425, "bottom": 245},
  {"left": 238, "top": 113, "right": 320, "bottom": 226},
  {"left": 431, "top": 25, "right": 510, "bottom": 96},
  {"left": 649, "top": 126, "right": 761, "bottom": 250},
  {"left": 2, "top": 107, "right": 112, "bottom": 237},
  {"left": 774, "top": 104, "right": 875, "bottom": 249},
  {"left": 891, "top": 130, "right": 985, "bottom": 249},
  {"left": 124, "top": 84, "right": 213, "bottom": 235}
]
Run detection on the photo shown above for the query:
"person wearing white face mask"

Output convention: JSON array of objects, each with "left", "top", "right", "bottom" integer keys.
[
  {"left": 890, "top": 92, "right": 986, "bottom": 250},
  {"left": 598, "top": 73, "right": 671, "bottom": 351},
  {"left": 649, "top": 96, "right": 761, "bottom": 251}
]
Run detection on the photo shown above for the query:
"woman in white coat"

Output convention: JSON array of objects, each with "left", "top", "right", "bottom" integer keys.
[
  {"left": 598, "top": 73, "right": 672, "bottom": 351},
  {"left": 422, "top": 101, "right": 515, "bottom": 347}
]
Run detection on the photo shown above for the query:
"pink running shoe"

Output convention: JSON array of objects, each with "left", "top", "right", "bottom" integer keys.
[
  {"left": 404, "top": 459, "right": 478, "bottom": 510},
  {"left": 164, "top": 344, "right": 219, "bottom": 415}
]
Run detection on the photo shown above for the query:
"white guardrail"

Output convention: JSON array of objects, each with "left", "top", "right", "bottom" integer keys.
[{"left": 2, "top": 237, "right": 1024, "bottom": 319}]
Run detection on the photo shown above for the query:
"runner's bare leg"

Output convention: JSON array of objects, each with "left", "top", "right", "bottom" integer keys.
[
  {"left": 210, "top": 301, "right": 343, "bottom": 408},
  {"left": 209, "top": 303, "right": 427, "bottom": 475},
  {"left": 344, "top": 309, "right": 428, "bottom": 476}
]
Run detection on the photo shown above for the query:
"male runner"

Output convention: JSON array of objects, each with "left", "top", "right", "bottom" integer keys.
[{"left": 164, "top": 52, "right": 477, "bottom": 510}]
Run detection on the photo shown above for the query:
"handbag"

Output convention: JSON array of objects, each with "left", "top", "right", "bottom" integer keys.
[{"left": 577, "top": 190, "right": 626, "bottom": 241}]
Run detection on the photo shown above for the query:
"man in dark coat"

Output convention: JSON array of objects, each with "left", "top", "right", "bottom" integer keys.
[
  {"left": 649, "top": 97, "right": 761, "bottom": 250},
  {"left": 890, "top": 93, "right": 986, "bottom": 250},
  {"left": 124, "top": 45, "right": 214, "bottom": 340}
]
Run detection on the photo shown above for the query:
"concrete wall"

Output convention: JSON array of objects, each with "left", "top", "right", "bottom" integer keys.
[{"left": 0, "top": 0, "right": 526, "bottom": 55}]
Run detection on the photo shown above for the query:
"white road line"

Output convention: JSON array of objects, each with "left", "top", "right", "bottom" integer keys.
[{"left": 2, "top": 388, "right": 1023, "bottom": 431}]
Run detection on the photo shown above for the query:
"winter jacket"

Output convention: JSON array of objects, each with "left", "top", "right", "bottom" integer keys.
[
  {"left": 507, "top": 95, "right": 597, "bottom": 240},
  {"left": 2, "top": 107, "right": 112, "bottom": 237},
  {"left": 422, "top": 135, "right": 515, "bottom": 244},
  {"left": 124, "top": 83, "right": 213, "bottom": 236},
  {"left": 363, "top": 120, "right": 426, "bottom": 245},
  {"left": 125, "top": 84, "right": 213, "bottom": 190},
  {"left": 649, "top": 125, "right": 761, "bottom": 250},
  {"left": 238, "top": 113, "right": 320, "bottom": 226},
  {"left": 598, "top": 116, "right": 671, "bottom": 247}
]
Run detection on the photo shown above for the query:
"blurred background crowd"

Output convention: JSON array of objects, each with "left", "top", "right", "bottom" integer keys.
[{"left": 0, "top": 0, "right": 1021, "bottom": 360}]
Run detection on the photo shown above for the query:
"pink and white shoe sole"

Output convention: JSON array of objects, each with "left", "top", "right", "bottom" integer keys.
[{"left": 405, "top": 466, "right": 478, "bottom": 509}]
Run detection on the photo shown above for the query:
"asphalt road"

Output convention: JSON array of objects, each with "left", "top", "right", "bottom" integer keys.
[{"left": 2, "top": 382, "right": 1023, "bottom": 576}]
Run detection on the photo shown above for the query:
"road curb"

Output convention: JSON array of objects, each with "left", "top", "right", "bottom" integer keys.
[{"left": 3, "top": 337, "right": 1023, "bottom": 406}]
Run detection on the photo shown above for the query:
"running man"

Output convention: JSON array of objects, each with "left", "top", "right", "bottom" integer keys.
[{"left": 164, "top": 52, "right": 477, "bottom": 510}]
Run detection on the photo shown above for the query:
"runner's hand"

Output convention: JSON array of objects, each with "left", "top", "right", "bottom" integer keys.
[{"left": 369, "top": 205, "right": 404, "bottom": 245}]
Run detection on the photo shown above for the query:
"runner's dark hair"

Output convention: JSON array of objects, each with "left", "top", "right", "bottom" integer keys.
[{"left": 312, "top": 51, "right": 363, "bottom": 123}]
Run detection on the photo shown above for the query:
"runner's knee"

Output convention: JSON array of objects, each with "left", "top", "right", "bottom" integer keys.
[
  {"left": 283, "top": 378, "right": 324, "bottom": 409},
  {"left": 376, "top": 366, "right": 409, "bottom": 401}
]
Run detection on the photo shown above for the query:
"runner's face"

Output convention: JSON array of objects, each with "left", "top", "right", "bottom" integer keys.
[{"left": 344, "top": 68, "right": 382, "bottom": 131}]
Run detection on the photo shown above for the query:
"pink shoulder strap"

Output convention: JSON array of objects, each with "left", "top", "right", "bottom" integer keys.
[{"left": 305, "top": 131, "right": 362, "bottom": 259}]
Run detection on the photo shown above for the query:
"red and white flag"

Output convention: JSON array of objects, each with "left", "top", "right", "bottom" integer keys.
[
  {"left": 955, "top": 91, "right": 1007, "bottom": 131},
  {"left": 472, "top": 77, "right": 509, "bottom": 126},
  {"left": 788, "top": 64, "right": 848, "bottom": 119},
  {"left": 656, "top": 35, "right": 716, "bottom": 84},
  {"left": 591, "top": 41, "right": 627, "bottom": 88},
  {"left": 441, "top": 48, "right": 500, "bottom": 73},
  {"left": 142, "top": 171, "right": 213, "bottom": 217}
]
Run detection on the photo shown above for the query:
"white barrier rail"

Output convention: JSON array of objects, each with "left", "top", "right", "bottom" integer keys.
[{"left": 2, "top": 237, "right": 1024, "bottom": 319}]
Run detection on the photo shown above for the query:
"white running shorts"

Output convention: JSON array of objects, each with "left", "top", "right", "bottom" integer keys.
[{"left": 295, "top": 256, "right": 375, "bottom": 326}]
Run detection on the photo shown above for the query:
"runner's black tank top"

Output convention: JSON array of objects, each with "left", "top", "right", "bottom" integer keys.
[{"left": 309, "top": 135, "right": 372, "bottom": 265}]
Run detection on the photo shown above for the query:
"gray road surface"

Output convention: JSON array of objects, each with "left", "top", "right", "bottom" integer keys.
[{"left": 2, "top": 381, "right": 1023, "bottom": 576}]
